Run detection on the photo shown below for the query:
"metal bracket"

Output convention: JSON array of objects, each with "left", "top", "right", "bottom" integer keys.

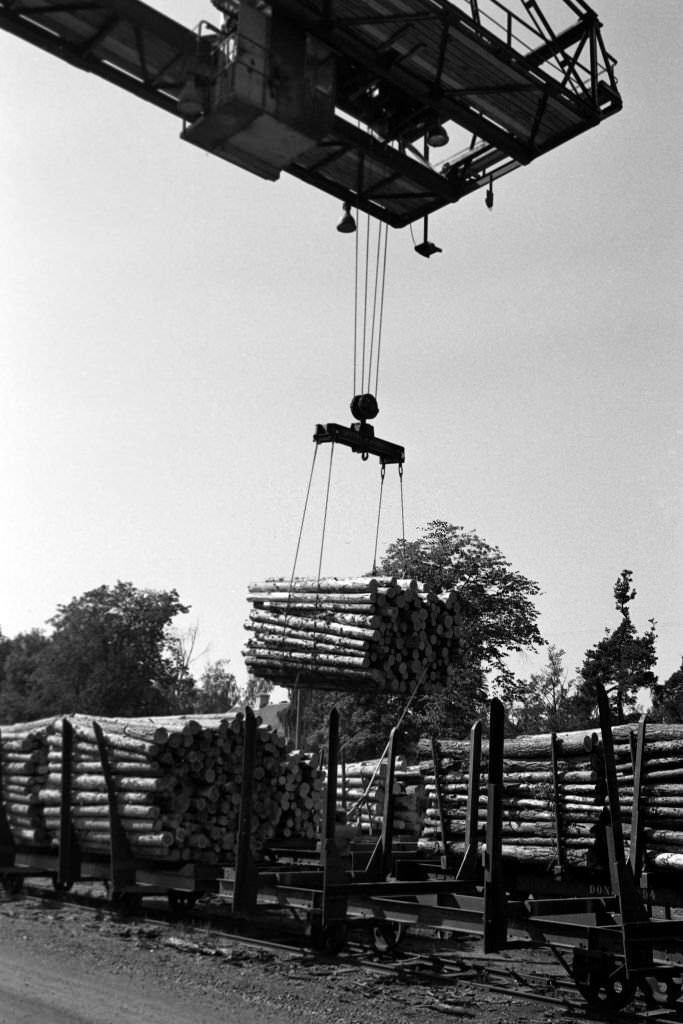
[{"left": 314, "top": 422, "right": 405, "bottom": 465}]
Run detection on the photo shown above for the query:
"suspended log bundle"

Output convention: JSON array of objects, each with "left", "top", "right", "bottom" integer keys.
[
  {"left": 416, "top": 723, "right": 683, "bottom": 873},
  {"left": 337, "top": 758, "right": 425, "bottom": 837},
  {"left": 243, "top": 576, "right": 466, "bottom": 693},
  {"left": 1, "top": 713, "right": 323, "bottom": 866}
]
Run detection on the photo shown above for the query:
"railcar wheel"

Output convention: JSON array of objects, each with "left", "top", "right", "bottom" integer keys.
[
  {"left": 371, "top": 920, "right": 406, "bottom": 953},
  {"left": 639, "top": 972, "right": 683, "bottom": 1008},
  {"left": 572, "top": 951, "right": 636, "bottom": 1012},
  {"left": 1, "top": 873, "right": 24, "bottom": 895}
]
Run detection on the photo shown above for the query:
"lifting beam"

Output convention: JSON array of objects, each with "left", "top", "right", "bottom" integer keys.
[{"left": 313, "top": 422, "right": 404, "bottom": 466}]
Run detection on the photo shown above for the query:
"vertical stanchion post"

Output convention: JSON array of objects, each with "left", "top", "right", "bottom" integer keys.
[
  {"left": 596, "top": 683, "right": 650, "bottom": 974},
  {"left": 628, "top": 717, "right": 647, "bottom": 883},
  {"left": 92, "top": 720, "right": 135, "bottom": 894},
  {"left": 483, "top": 698, "right": 506, "bottom": 953},
  {"left": 0, "top": 730, "right": 17, "bottom": 867},
  {"left": 320, "top": 708, "right": 348, "bottom": 936},
  {"left": 550, "top": 733, "right": 567, "bottom": 875},
  {"left": 58, "top": 718, "right": 80, "bottom": 888},
  {"left": 431, "top": 736, "right": 450, "bottom": 871},
  {"left": 457, "top": 720, "right": 483, "bottom": 881},
  {"left": 233, "top": 706, "right": 258, "bottom": 916}
]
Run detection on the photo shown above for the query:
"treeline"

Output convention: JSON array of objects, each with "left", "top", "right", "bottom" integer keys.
[
  {"left": 1, "top": 540, "right": 681, "bottom": 761},
  {"left": 510, "top": 571, "right": 682, "bottom": 735},
  {"left": 0, "top": 582, "right": 239, "bottom": 724}
]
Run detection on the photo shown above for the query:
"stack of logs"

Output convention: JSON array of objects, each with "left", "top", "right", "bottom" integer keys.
[
  {"left": 417, "top": 723, "right": 683, "bottom": 873},
  {"left": 612, "top": 723, "right": 683, "bottom": 872},
  {"left": 1, "top": 713, "right": 322, "bottom": 864},
  {"left": 0, "top": 717, "right": 52, "bottom": 846},
  {"left": 337, "top": 757, "right": 425, "bottom": 838},
  {"left": 244, "top": 576, "right": 466, "bottom": 693}
]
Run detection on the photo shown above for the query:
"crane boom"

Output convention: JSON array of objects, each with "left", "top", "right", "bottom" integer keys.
[{"left": 1, "top": 0, "right": 622, "bottom": 227}]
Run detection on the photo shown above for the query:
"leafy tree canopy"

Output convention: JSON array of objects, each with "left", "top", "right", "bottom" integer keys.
[
  {"left": 380, "top": 520, "right": 544, "bottom": 693},
  {"left": 571, "top": 570, "right": 657, "bottom": 725},
  {"left": 510, "top": 645, "right": 582, "bottom": 735},
  {"left": 651, "top": 658, "right": 683, "bottom": 724},
  {"left": 195, "top": 659, "right": 240, "bottom": 714},
  {"left": 0, "top": 582, "right": 193, "bottom": 721},
  {"left": 0, "top": 629, "right": 50, "bottom": 723}
]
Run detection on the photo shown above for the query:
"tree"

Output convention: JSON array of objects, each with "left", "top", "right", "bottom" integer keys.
[
  {"left": 292, "top": 520, "right": 544, "bottom": 756},
  {"left": 572, "top": 570, "right": 657, "bottom": 725},
  {"left": 194, "top": 659, "right": 240, "bottom": 713},
  {"left": 650, "top": 658, "right": 683, "bottom": 723},
  {"left": 381, "top": 520, "right": 543, "bottom": 715},
  {"left": 0, "top": 628, "right": 11, "bottom": 678},
  {"left": 0, "top": 630, "right": 50, "bottom": 723},
  {"left": 29, "top": 581, "right": 193, "bottom": 717},
  {"left": 381, "top": 521, "right": 544, "bottom": 691},
  {"left": 510, "top": 645, "right": 578, "bottom": 735}
]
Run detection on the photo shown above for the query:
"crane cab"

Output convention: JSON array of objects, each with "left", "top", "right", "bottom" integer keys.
[{"left": 181, "top": 1, "right": 334, "bottom": 180}]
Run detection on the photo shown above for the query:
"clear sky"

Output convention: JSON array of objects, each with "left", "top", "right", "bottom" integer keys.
[{"left": 1, "top": 1, "right": 681, "bottom": 697}]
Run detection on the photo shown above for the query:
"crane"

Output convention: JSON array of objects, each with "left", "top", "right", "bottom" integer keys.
[{"left": 1, "top": 0, "right": 622, "bottom": 230}]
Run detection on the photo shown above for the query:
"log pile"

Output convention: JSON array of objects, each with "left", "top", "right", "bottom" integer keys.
[
  {"left": 417, "top": 732, "right": 599, "bottom": 867},
  {"left": 337, "top": 758, "right": 425, "bottom": 837},
  {"left": 1, "top": 713, "right": 323, "bottom": 865},
  {"left": 611, "top": 724, "right": 683, "bottom": 871},
  {"left": 0, "top": 717, "right": 52, "bottom": 846},
  {"left": 243, "top": 576, "right": 466, "bottom": 693},
  {"left": 272, "top": 750, "right": 323, "bottom": 843},
  {"left": 416, "top": 724, "right": 683, "bottom": 872}
]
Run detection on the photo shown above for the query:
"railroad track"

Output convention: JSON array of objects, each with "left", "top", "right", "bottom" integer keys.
[{"left": 3, "top": 880, "right": 682, "bottom": 1023}]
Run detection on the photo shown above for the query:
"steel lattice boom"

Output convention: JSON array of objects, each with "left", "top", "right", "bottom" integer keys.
[{"left": 0, "top": 0, "right": 622, "bottom": 226}]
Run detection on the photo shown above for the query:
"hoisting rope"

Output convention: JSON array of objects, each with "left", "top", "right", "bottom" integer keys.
[
  {"left": 361, "top": 211, "right": 371, "bottom": 391},
  {"left": 353, "top": 213, "right": 389, "bottom": 400},
  {"left": 399, "top": 462, "right": 407, "bottom": 578},
  {"left": 353, "top": 210, "right": 360, "bottom": 396},
  {"left": 373, "top": 224, "right": 389, "bottom": 398}
]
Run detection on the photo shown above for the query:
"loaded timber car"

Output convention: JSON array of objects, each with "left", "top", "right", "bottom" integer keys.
[
  {"left": 3, "top": 687, "right": 683, "bottom": 1012},
  {"left": 0, "top": 717, "right": 221, "bottom": 908},
  {"left": 217, "top": 689, "right": 683, "bottom": 1013}
]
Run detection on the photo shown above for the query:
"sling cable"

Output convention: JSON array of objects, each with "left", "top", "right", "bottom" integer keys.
[
  {"left": 281, "top": 209, "right": 407, "bottom": 735},
  {"left": 282, "top": 208, "right": 408, "bottom": 669}
]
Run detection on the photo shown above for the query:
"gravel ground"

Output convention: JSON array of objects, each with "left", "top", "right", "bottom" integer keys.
[{"left": 0, "top": 893, "right": 595, "bottom": 1024}]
